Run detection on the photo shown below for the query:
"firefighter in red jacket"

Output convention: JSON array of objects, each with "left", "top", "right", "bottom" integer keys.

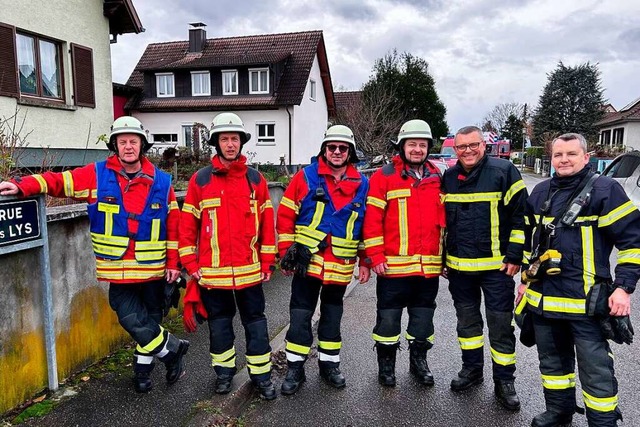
[
  {"left": 0, "top": 116, "right": 188, "bottom": 394},
  {"left": 277, "top": 125, "right": 370, "bottom": 395},
  {"left": 363, "top": 119, "right": 445, "bottom": 387},
  {"left": 179, "top": 112, "right": 277, "bottom": 400}
]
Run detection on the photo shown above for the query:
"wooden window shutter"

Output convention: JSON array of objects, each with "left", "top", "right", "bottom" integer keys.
[
  {"left": 0, "top": 23, "right": 19, "bottom": 98},
  {"left": 71, "top": 43, "right": 95, "bottom": 107}
]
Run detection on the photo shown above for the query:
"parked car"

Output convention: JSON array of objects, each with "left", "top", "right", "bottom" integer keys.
[
  {"left": 427, "top": 155, "right": 449, "bottom": 174},
  {"left": 602, "top": 150, "right": 640, "bottom": 208}
]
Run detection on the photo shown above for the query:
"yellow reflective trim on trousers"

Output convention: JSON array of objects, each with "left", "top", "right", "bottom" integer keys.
[
  {"left": 33, "top": 174, "right": 48, "bottom": 193},
  {"left": 366, "top": 195, "right": 386, "bottom": 209},
  {"left": 543, "top": 296, "right": 586, "bottom": 314},
  {"left": 458, "top": 335, "right": 484, "bottom": 350},
  {"left": 372, "top": 333, "right": 400, "bottom": 343},
  {"left": 318, "top": 340, "right": 342, "bottom": 350},
  {"left": 212, "top": 347, "right": 236, "bottom": 362},
  {"left": 504, "top": 179, "right": 526, "bottom": 205},
  {"left": 541, "top": 373, "right": 575, "bottom": 390},
  {"left": 246, "top": 353, "right": 271, "bottom": 365},
  {"left": 490, "top": 347, "right": 516, "bottom": 366},
  {"left": 200, "top": 198, "right": 221, "bottom": 210},
  {"left": 286, "top": 342, "right": 311, "bottom": 355},
  {"left": 247, "top": 362, "right": 271, "bottom": 375},
  {"left": 443, "top": 192, "right": 502, "bottom": 203},
  {"left": 387, "top": 189, "right": 411, "bottom": 199},
  {"left": 182, "top": 203, "right": 200, "bottom": 219},
  {"left": 446, "top": 255, "right": 503, "bottom": 271},
  {"left": 598, "top": 201, "right": 637, "bottom": 227},
  {"left": 618, "top": 248, "right": 640, "bottom": 265},
  {"left": 211, "top": 210, "right": 220, "bottom": 267},
  {"left": 525, "top": 288, "right": 542, "bottom": 307},
  {"left": 179, "top": 246, "right": 197, "bottom": 257},
  {"left": 581, "top": 225, "right": 596, "bottom": 295},
  {"left": 211, "top": 355, "right": 236, "bottom": 368},
  {"left": 490, "top": 200, "right": 500, "bottom": 257},
  {"left": 509, "top": 229, "right": 525, "bottom": 244},
  {"left": 583, "top": 390, "right": 618, "bottom": 412},
  {"left": 138, "top": 327, "right": 165, "bottom": 354},
  {"left": 398, "top": 198, "right": 409, "bottom": 255},
  {"left": 280, "top": 196, "right": 299, "bottom": 213},
  {"left": 62, "top": 171, "right": 74, "bottom": 197},
  {"left": 364, "top": 236, "right": 384, "bottom": 248}
]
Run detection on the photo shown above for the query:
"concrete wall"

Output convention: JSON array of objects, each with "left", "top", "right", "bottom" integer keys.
[
  {"left": 292, "top": 54, "right": 330, "bottom": 165},
  {"left": 0, "top": 185, "right": 286, "bottom": 415},
  {"left": 0, "top": 0, "right": 115, "bottom": 153}
]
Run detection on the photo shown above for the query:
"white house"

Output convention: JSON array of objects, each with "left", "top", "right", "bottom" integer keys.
[
  {"left": 124, "top": 26, "right": 336, "bottom": 166},
  {"left": 596, "top": 98, "right": 640, "bottom": 152},
  {"left": 0, "top": 0, "right": 143, "bottom": 168}
]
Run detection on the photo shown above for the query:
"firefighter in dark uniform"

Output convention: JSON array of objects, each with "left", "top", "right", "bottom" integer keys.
[
  {"left": 442, "top": 125, "right": 527, "bottom": 411},
  {"left": 518, "top": 133, "right": 640, "bottom": 427}
]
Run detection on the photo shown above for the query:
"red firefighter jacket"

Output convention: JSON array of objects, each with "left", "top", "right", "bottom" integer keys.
[
  {"left": 12, "top": 155, "right": 180, "bottom": 283},
  {"left": 363, "top": 156, "right": 446, "bottom": 278},
  {"left": 277, "top": 157, "right": 367, "bottom": 285},
  {"left": 179, "top": 155, "right": 276, "bottom": 290}
]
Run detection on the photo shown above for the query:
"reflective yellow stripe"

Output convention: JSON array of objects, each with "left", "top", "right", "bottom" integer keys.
[
  {"left": 74, "top": 189, "right": 90, "bottom": 198},
  {"left": 490, "top": 347, "right": 516, "bottom": 366},
  {"left": 200, "top": 198, "right": 221, "bottom": 210},
  {"left": 62, "top": 171, "right": 74, "bottom": 197},
  {"left": 169, "top": 200, "right": 179, "bottom": 211},
  {"left": 246, "top": 353, "right": 271, "bottom": 364},
  {"left": 583, "top": 391, "right": 618, "bottom": 412},
  {"left": 525, "top": 288, "right": 542, "bottom": 308},
  {"left": 212, "top": 347, "right": 235, "bottom": 362},
  {"left": 509, "top": 229, "right": 525, "bottom": 244},
  {"left": 443, "top": 192, "right": 502, "bottom": 203},
  {"left": 250, "top": 200, "right": 259, "bottom": 264},
  {"left": 166, "top": 241, "right": 178, "bottom": 250},
  {"left": 523, "top": 250, "right": 531, "bottom": 264},
  {"left": 280, "top": 196, "right": 299, "bottom": 213},
  {"left": 524, "top": 216, "right": 531, "bottom": 226},
  {"left": 345, "top": 211, "right": 357, "bottom": 241},
  {"left": 581, "top": 225, "right": 596, "bottom": 295},
  {"left": 490, "top": 200, "right": 500, "bottom": 256},
  {"left": 95, "top": 259, "right": 166, "bottom": 281},
  {"left": 372, "top": 333, "right": 400, "bottom": 343},
  {"left": 286, "top": 342, "right": 311, "bottom": 355},
  {"left": 247, "top": 362, "right": 271, "bottom": 375},
  {"left": 260, "top": 200, "right": 272, "bottom": 212},
  {"left": 182, "top": 203, "right": 200, "bottom": 219},
  {"left": 366, "top": 195, "right": 386, "bottom": 209},
  {"left": 331, "top": 236, "right": 359, "bottom": 258},
  {"left": 318, "top": 341, "right": 342, "bottom": 350},
  {"left": 138, "top": 327, "right": 165, "bottom": 353},
  {"left": 98, "top": 202, "right": 120, "bottom": 235},
  {"left": 210, "top": 210, "right": 220, "bottom": 267},
  {"left": 387, "top": 189, "right": 411, "bottom": 199},
  {"left": 446, "top": 255, "right": 503, "bottom": 271},
  {"left": 150, "top": 219, "right": 160, "bottom": 241},
  {"left": 543, "top": 296, "right": 586, "bottom": 314},
  {"left": 398, "top": 198, "right": 409, "bottom": 255},
  {"left": 33, "top": 174, "right": 48, "bottom": 193},
  {"left": 458, "top": 335, "right": 484, "bottom": 350},
  {"left": 541, "top": 373, "right": 575, "bottom": 390},
  {"left": 618, "top": 248, "right": 640, "bottom": 265},
  {"left": 261, "top": 245, "right": 277, "bottom": 254},
  {"left": 504, "top": 179, "right": 525, "bottom": 205},
  {"left": 179, "top": 246, "right": 197, "bottom": 257},
  {"left": 278, "top": 233, "right": 295, "bottom": 243},
  {"left": 598, "top": 201, "right": 637, "bottom": 227},
  {"left": 310, "top": 201, "right": 325, "bottom": 229},
  {"left": 364, "top": 236, "right": 384, "bottom": 248}
]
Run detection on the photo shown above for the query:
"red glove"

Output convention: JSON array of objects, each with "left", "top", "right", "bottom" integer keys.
[{"left": 183, "top": 279, "right": 208, "bottom": 333}]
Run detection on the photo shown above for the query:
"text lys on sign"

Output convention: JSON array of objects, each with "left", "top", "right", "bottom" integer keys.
[{"left": 0, "top": 199, "right": 41, "bottom": 246}]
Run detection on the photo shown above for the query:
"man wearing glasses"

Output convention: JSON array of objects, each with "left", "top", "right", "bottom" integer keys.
[
  {"left": 442, "top": 125, "right": 527, "bottom": 411},
  {"left": 277, "top": 125, "right": 370, "bottom": 395}
]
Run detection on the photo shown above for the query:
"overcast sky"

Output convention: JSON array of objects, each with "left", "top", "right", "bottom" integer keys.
[{"left": 111, "top": 0, "right": 640, "bottom": 133}]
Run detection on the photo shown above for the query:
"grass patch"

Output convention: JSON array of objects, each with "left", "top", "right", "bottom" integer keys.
[{"left": 11, "top": 401, "right": 56, "bottom": 424}]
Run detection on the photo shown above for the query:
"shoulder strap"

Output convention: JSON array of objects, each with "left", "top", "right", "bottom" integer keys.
[
  {"left": 381, "top": 163, "right": 395, "bottom": 176},
  {"left": 246, "top": 167, "right": 261, "bottom": 185},
  {"left": 558, "top": 172, "right": 600, "bottom": 227},
  {"left": 195, "top": 165, "right": 213, "bottom": 187}
]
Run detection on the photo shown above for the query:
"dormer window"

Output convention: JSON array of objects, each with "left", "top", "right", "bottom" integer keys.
[
  {"left": 222, "top": 70, "right": 238, "bottom": 95},
  {"left": 249, "top": 68, "right": 269, "bottom": 94},
  {"left": 156, "top": 73, "right": 174, "bottom": 97},
  {"left": 191, "top": 71, "right": 210, "bottom": 96}
]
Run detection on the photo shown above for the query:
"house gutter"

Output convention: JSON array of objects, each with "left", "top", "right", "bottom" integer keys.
[{"left": 286, "top": 105, "right": 292, "bottom": 166}]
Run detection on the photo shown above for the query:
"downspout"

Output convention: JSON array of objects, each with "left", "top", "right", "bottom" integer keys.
[{"left": 286, "top": 105, "right": 292, "bottom": 166}]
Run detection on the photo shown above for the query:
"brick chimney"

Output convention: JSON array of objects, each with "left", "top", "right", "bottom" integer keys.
[{"left": 189, "top": 22, "right": 207, "bottom": 53}]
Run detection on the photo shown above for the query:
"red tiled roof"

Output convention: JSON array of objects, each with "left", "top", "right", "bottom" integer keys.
[
  {"left": 126, "top": 30, "right": 334, "bottom": 111},
  {"left": 334, "top": 91, "right": 362, "bottom": 109},
  {"left": 596, "top": 98, "right": 640, "bottom": 126}
]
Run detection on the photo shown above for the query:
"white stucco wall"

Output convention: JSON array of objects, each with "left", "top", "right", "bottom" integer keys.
[
  {"left": 625, "top": 123, "right": 640, "bottom": 151},
  {"left": 291, "top": 54, "right": 330, "bottom": 165},
  {"left": 133, "top": 109, "right": 292, "bottom": 165},
  {"left": 0, "top": 0, "right": 114, "bottom": 152}
]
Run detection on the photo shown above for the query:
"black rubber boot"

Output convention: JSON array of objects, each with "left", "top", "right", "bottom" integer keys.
[
  {"left": 281, "top": 361, "right": 306, "bottom": 396},
  {"left": 319, "top": 361, "right": 346, "bottom": 389},
  {"left": 494, "top": 379, "right": 520, "bottom": 411},
  {"left": 450, "top": 366, "right": 484, "bottom": 392},
  {"left": 376, "top": 343, "right": 399, "bottom": 387},
  {"left": 133, "top": 371, "right": 153, "bottom": 393},
  {"left": 531, "top": 410, "right": 573, "bottom": 427},
  {"left": 409, "top": 341, "right": 434, "bottom": 386},
  {"left": 165, "top": 339, "right": 189, "bottom": 384},
  {"left": 215, "top": 372, "right": 235, "bottom": 394},
  {"left": 255, "top": 379, "right": 277, "bottom": 400}
]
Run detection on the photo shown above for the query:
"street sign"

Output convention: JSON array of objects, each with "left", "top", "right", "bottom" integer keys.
[{"left": 0, "top": 198, "right": 41, "bottom": 246}]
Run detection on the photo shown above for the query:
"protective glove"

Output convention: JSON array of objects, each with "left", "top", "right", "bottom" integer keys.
[
  {"left": 281, "top": 242, "right": 313, "bottom": 277},
  {"left": 280, "top": 243, "right": 300, "bottom": 272},
  {"left": 183, "top": 279, "right": 208, "bottom": 333},
  {"left": 611, "top": 316, "right": 634, "bottom": 345},
  {"left": 163, "top": 276, "right": 185, "bottom": 317},
  {"left": 294, "top": 244, "right": 313, "bottom": 277}
]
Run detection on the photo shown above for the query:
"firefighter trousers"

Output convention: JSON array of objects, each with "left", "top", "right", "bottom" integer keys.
[
  {"left": 108, "top": 280, "right": 181, "bottom": 373},
  {"left": 372, "top": 275, "right": 439, "bottom": 346},
  {"left": 448, "top": 269, "right": 516, "bottom": 380},
  {"left": 285, "top": 275, "right": 346, "bottom": 366},
  {"left": 533, "top": 313, "right": 621, "bottom": 426},
  {"left": 200, "top": 284, "right": 272, "bottom": 382}
]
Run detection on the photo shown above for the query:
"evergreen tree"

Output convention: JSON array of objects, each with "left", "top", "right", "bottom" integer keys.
[{"left": 502, "top": 114, "right": 525, "bottom": 150}]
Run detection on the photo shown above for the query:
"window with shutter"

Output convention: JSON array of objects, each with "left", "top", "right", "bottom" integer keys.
[
  {"left": 0, "top": 23, "right": 19, "bottom": 98},
  {"left": 71, "top": 43, "right": 95, "bottom": 107}
]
